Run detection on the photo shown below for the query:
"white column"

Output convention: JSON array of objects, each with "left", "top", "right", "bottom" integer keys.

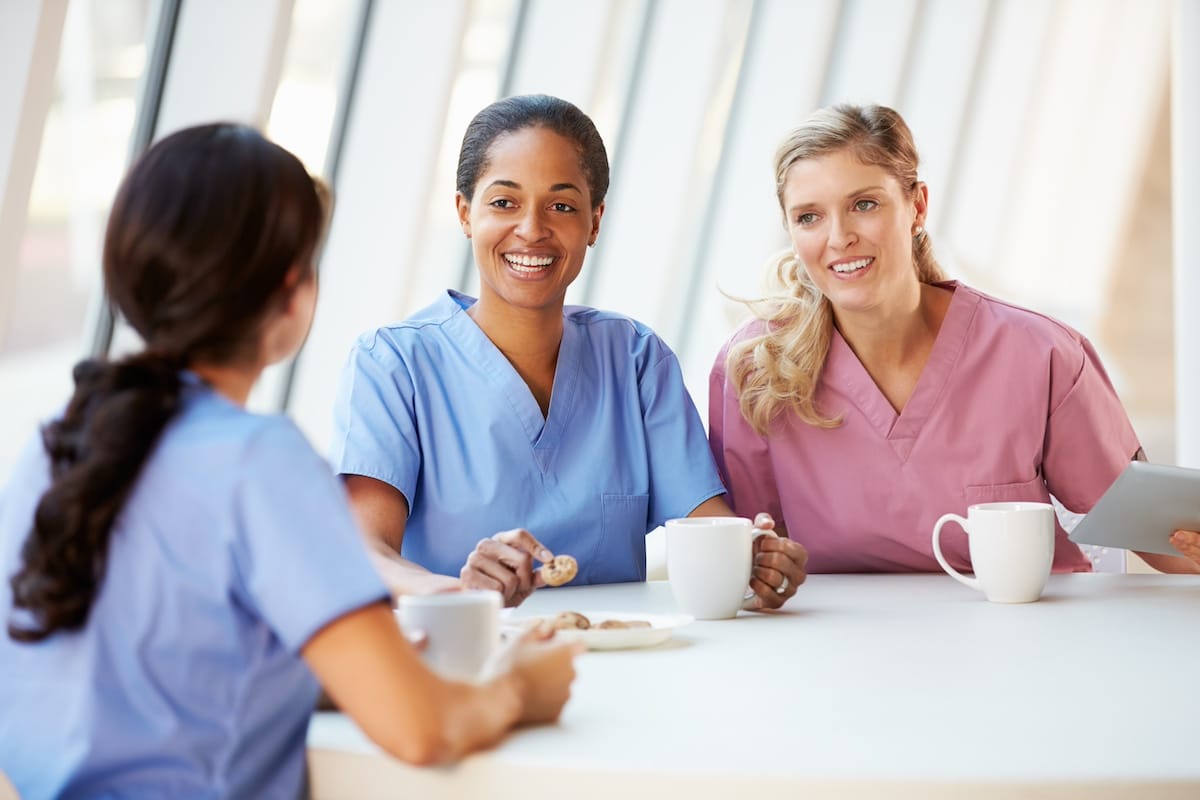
[
  {"left": 1173, "top": 0, "right": 1200, "bottom": 467},
  {"left": 0, "top": 0, "right": 68, "bottom": 347},
  {"left": 155, "top": 0, "right": 296, "bottom": 134}
]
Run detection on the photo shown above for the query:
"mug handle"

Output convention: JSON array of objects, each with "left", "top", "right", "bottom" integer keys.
[
  {"left": 742, "top": 527, "right": 779, "bottom": 602},
  {"left": 931, "top": 513, "right": 980, "bottom": 593}
]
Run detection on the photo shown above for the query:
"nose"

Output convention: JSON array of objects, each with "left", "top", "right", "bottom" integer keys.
[
  {"left": 515, "top": 207, "right": 550, "bottom": 241},
  {"left": 828, "top": 213, "right": 857, "bottom": 249}
]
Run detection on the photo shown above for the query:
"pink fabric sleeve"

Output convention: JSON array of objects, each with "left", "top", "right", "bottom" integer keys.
[
  {"left": 1042, "top": 336, "right": 1140, "bottom": 513},
  {"left": 707, "top": 344, "right": 786, "bottom": 527}
]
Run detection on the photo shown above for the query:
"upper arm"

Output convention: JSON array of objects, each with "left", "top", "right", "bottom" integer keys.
[
  {"left": 1042, "top": 337, "right": 1140, "bottom": 513},
  {"left": 638, "top": 340, "right": 725, "bottom": 525},
  {"left": 344, "top": 474, "right": 410, "bottom": 552},
  {"left": 331, "top": 338, "right": 423, "bottom": 504},
  {"left": 706, "top": 351, "right": 783, "bottom": 525}
]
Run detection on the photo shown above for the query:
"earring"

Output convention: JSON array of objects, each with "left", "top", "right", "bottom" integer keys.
[{"left": 913, "top": 226, "right": 925, "bottom": 238}]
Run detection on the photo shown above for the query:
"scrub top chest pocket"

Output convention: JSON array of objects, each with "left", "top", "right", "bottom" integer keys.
[{"left": 579, "top": 493, "right": 650, "bottom": 584}]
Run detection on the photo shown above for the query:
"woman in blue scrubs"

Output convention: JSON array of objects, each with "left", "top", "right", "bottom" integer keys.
[
  {"left": 0, "top": 124, "right": 580, "bottom": 798},
  {"left": 333, "top": 94, "right": 809, "bottom": 607}
]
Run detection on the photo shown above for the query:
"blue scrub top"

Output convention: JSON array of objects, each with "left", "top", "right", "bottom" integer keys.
[
  {"left": 0, "top": 376, "right": 389, "bottom": 799},
  {"left": 332, "top": 291, "right": 726, "bottom": 584}
]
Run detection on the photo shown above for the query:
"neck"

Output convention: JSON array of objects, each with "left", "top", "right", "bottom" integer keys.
[
  {"left": 468, "top": 297, "right": 564, "bottom": 372},
  {"left": 468, "top": 297, "right": 563, "bottom": 416},
  {"left": 834, "top": 282, "right": 948, "bottom": 368},
  {"left": 189, "top": 361, "right": 263, "bottom": 407}
]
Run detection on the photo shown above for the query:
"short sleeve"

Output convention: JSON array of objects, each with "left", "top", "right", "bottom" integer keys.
[
  {"left": 707, "top": 344, "right": 784, "bottom": 526},
  {"left": 1042, "top": 337, "right": 1140, "bottom": 513},
  {"left": 233, "top": 420, "right": 389, "bottom": 652},
  {"left": 330, "top": 335, "right": 421, "bottom": 504},
  {"left": 640, "top": 338, "right": 726, "bottom": 526}
]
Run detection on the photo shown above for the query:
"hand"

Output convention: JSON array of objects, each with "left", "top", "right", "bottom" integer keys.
[
  {"left": 1170, "top": 530, "right": 1200, "bottom": 568},
  {"left": 507, "top": 633, "right": 583, "bottom": 726},
  {"left": 746, "top": 512, "right": 808, "bottom": 610},
  {"left": 460, "top": 529, "right": 553, "bottom": 607}
]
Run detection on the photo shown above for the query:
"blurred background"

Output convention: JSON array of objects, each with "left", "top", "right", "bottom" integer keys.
[{"left": 0, "top": 0, "right": 1187, "bottom": 503}]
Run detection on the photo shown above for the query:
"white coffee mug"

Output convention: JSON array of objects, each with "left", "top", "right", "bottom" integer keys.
[
  {"left": 396, "top": 590, "right": 501, "bottom": 682},
  {"left": 666, "top": 517, "right": 776, "bottom": 619},
  {"left": 931, "top": 502, "right": 1055, "bottom": 603}
]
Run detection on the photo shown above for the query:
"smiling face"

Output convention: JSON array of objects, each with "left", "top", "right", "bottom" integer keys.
[
  {"left": 457, "top": 126, "right": 604, "bottom": 315},
  {"left": 781, "top": 148, "right": 927, "bottom": 319}
]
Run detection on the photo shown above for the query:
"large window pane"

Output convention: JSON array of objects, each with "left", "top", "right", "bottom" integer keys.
[{"left": 0, "top": 0, "right": 153, "bottom": 481}]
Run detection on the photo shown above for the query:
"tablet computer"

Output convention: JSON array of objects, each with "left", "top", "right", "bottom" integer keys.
[{"left": 1068, "top": 461, "right": 1200, "bottom": 556}]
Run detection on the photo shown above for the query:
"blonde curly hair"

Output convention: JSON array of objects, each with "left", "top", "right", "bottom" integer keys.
[{"left": 727, "top": 104, "right": 946, "bottom": 435}]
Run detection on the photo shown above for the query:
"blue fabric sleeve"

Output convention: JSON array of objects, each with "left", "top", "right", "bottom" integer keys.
[
  {"left": 330, "top": 335, "right": 422, "bottom": 505},
  {"left": 232, "top": 419, "right": 390, "bottom": 653},
  {"left": 639, "top": 336, "right": 727, "bottom": 526}
]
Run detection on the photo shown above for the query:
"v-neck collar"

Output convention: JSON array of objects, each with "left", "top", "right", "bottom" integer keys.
[
  {"left": 822, "top": 281, "right": 979, "bottom": 461},
  {"left": 444, "top": 291, "right": 581, "bottom": 472}
]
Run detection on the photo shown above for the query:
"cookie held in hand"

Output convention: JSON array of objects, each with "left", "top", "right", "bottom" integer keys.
[{"left": 539, "top": 554, "right": 578, "bottom": 587}]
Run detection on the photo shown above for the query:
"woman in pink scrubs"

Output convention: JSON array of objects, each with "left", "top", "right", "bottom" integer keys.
[{"left": 709, "top": 103, "right": 1200, "bottom": 575}]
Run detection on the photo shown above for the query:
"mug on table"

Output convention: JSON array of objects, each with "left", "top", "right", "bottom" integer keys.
[
  {"left": 666, "top": 516, "right": 776, "bottom": 619},
  {"left": 931, "top": 501, "right": 1055, "bottom": 603}
]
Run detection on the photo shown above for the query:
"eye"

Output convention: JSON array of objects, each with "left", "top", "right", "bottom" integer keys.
[
  {"left": 795, "top": 212, "right": 818, "bottom": 226},
  {"left": 489, "top": 198, "right": 515, "bottom": 209},
  {"left": 551, "top": 202, "right": 576, "bottom": 213},
  {"left": 854, "top": 199, "right": 878, "bottom": 212}
]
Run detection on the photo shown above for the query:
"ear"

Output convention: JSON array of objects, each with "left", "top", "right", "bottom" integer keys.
[
  {"left": 912, "top": 182, "right": 929, "bottom": 233},
  {"left": 455, "top": 192, "right": 472, "bottom": 238},
  {"left": 279, "top": 266, "right": 314, "bottom": 316},
  {"left": 588, "top": 201, "right": 606, "bottom": 246}
]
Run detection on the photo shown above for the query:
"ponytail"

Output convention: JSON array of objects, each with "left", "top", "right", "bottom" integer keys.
[{"left": 7, "top": 353, "right": 185, "bottom": 642}]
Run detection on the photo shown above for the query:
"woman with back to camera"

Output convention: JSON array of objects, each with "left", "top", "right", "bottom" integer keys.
[
  {"left": 709, "top": 103, "right": 1200, "bottom": 575},
  {"left": 0, "top": 124, "right": 580, "bottom": 798},
  {"left": 332, "top": 94, "right": 809, "bottom": 608}
]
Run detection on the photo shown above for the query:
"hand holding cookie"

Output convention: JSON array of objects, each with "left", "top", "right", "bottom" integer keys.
[{"left": 460, "top": 528, "right": 555, "bottom": 608}]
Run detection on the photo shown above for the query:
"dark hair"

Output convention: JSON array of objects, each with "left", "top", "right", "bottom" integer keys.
[
  {"left": 455, "top": 94, "right": 609, "bottom": 208},
  {"left": 7, "top": 123, "right": 326, "bottom": 642}
]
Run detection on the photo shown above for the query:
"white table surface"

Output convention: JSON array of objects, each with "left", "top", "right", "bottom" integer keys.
[{"left": 307, "top": 574, "right": 1200, "bottom": 799}]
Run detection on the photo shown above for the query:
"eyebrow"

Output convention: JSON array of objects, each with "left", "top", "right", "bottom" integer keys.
[
  {"left": 483, "top": 179, "right": 583, "bottom": 194},
  {"left": 786, "top": 185, "right": 887, "bottom": 215}
]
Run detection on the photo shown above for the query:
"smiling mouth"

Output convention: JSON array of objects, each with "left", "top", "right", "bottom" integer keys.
[
  {"left": 831, "top": 257, "right": 873, "bottom": 274},
  {"left": 504, "top": 253, "right": 555, "bottom": 273}
]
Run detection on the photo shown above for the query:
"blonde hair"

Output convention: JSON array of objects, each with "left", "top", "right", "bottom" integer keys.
[{"left": 727, "top": 104, "right": 946, "bottom": 435}]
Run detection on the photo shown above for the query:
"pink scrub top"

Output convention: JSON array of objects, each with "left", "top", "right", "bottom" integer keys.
[{"left": 708, "top": 282, "right": 1139, "bottom": 574}]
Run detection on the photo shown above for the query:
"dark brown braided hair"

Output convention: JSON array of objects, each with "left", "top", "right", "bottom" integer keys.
[{"left": 7, "top": 123, "right": 326, "bottom": 642}]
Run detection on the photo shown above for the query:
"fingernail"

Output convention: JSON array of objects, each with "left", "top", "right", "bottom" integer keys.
[{"left": 540, "top": 550, "right": 553, "bottom": 561}]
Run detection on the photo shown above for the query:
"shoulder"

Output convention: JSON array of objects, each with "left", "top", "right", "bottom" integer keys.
[
  {"left": 182, "top": 391, "right": 316, "bottom": 466},
  {"left": 347, "top": 291, "right": 467, "bottom": 367},
  {"left": 957, "top": 283, "right": 1090, "bottom": 366},
  {"left": 565, "top": 304, "right": 677, "bottom": 365},
  {"left": 710, "top": 315, "right": 773, "bottom": 377}
]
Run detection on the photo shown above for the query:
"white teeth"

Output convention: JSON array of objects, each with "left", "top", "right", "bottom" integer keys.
[
  {"left": 832, "top": 257, "right": 872, "bottom": 274},
  {"left": 504, "top": 254, "right": 554, "bottom": 269}
]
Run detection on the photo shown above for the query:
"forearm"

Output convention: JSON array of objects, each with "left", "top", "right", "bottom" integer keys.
[
  {"left": 365, "top": 536, "right": 461, "bottom": 597},
  {"left": 306, "top": 604, "right": 522, "bottom": 766},
  {"left": 1133, "top": 551, "right": 1200, "bottom": 574}
]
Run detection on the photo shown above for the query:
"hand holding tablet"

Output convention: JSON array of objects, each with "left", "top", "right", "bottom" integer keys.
[{"left": 1068, "top": 461, "right": 1200, "bottom": 557}]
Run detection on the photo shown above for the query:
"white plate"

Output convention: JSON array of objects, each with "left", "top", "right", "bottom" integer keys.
[{"left": 507, "top": 611, "right": 692, "bottom": 650}]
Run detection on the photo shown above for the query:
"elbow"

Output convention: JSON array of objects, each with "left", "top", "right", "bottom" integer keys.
[{"left": 390, "top": 732, "right": 452, "bottom": 767}]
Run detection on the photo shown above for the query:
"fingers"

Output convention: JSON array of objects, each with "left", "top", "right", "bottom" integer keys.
[
  {"left": 493, "top": 528, "right": 554, "bottom": 563},
  {"left": 753, "top": 512, "right": 775, "bottom": 531},
  {"left": 461, "top": 532, "right": 542, "bottom": 607},
  {"left": 403, "top": 628, "right": 429, "bottom": 652},
  {"left": 746, "top": 536, "right": 808, "bottom": 610},
  {"left": 1170, "top": 529, "right": 1200, "bottom": 566}
]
